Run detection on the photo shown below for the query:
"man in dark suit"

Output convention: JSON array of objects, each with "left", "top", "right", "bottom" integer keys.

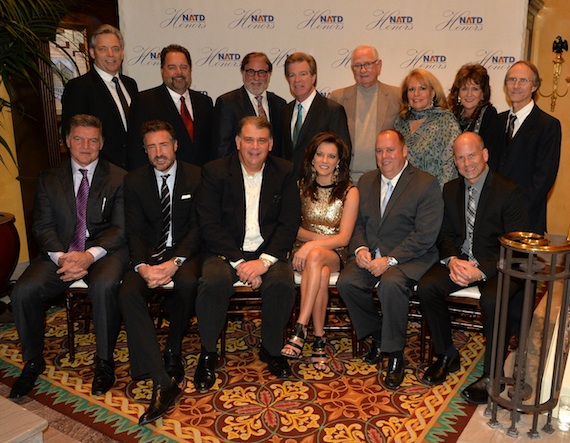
[
  {"left": 418, "top": 132, "right": 528, "bottom": 404},
  {"left": 194, "top": 116, "right": 300, "bottom": 392},
  {"left": 213, "top": 52, "right": 287, "bottom": 158},
  {"left": 10, "top": 114, "right": 128, "bottom": 399},
  {"left": 119, "top": 120, "right": 201, "bottom": 425},
  {"left": 61, "top": 25, "right": 138, "bottom": 169},
  {"left": 127, "top": 44, "right": 214, "bottom": 169},
  {"left": 337, "top": 129, "right": 443, "bottom": 389},
  {"left": 282, "top": 52, "right": 351, "bottom": 177}
]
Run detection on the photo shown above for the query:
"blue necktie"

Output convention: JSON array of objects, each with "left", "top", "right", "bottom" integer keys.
[{"left": 293, "top": 103, "right": 303, "bottom": 146}]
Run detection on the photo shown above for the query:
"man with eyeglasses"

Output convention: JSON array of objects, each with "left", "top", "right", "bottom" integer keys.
[
  {"left": 330, "top": 45, "right": 400, "bottom": 183},
  {"left": 213, "top": 52, "right": 287, "bottom": 158},
  {"left": 282, "top": 52, "right": 351, "bottom": 178}
]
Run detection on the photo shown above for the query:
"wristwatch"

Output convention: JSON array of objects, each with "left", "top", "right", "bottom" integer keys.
[
  {"left": 172, "top": 257, "right": 184, "bottom": 267},
  {"left": 387, "top": 256, "right": 398, "bottom": 267},
  {"left": 260, "top": 258, "right": 272, "bottom": 268}
]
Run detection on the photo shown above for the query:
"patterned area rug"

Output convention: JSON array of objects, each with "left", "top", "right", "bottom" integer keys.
[{"left": 0, "top": 307, "right": 482, "bottom": 442}]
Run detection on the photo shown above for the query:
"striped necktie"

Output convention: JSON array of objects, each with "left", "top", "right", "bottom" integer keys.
[
  {"left": 466, "top": 186, "right": 477, "bottom": 262},
  {"left": 255, "top": 95, "right": 267, "bottom": 119},
  {"left": 68, "top": 169, "right": 89, "bottom": 252},
  {"left": 152, "top": 174, "right": 171, "bottom": 261}
]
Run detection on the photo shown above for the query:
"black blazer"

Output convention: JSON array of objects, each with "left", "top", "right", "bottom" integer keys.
[
  {"left": 123, "top": 161, "right": 201, "bottom": 267},
  {"left": 196, "top": 152, "right": 301, "bottom": 262},
  {"left": 489, "top": 104, "right": 561, "bottom": 233},
  {"left": 282, "top": 92, "right": 352, "bottom": 177},
  {"left": 127, "top": 84, "right": 214, "bottom": 169},
  {"left": 213, "top": 86, "right": 287, "bottom": 158},
  {"left": 438, "top": 170, "right": 528, "bottom": 279},
  {"left": 61, "top": 69, "right": 138, "bottom": 169}
]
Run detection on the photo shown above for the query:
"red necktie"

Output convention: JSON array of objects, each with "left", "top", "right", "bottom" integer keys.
[{"left": 180, "top": 96, "right": 194, "bottom": 141}]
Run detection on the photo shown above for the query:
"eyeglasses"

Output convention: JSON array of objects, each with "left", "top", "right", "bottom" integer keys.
[
  {"left": 351, "top": 60, "right": 378, "bottom": 71},
  {"left": 244, "top": 69, "right": 269, "bottom": 78},
  {"left": 506, "top": 77, "right": 531, "bottom": 86}
]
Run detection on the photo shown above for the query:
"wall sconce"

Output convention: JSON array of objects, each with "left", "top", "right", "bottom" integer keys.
[{"left": 539, "top": 36, "right": 570, "bottom": 112}]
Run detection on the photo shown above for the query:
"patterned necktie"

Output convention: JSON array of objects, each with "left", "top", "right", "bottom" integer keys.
[
  {"left": 255, "top": 95, "right": 267, "bottom": 119},
  {"left": 293, "top": 102, "right": 303, "bottom": 146},
  {"left": 466, "top": 186, "right": 477, "bottom": 262},
  {"left": 111, "top": 77, "right": 130, "bottom": 120},
  {"left": 506, "top": 113, "right": 517, "bottom": 144},
  {"left": 180, "top": 96, "right": 195, "bottom": 141},
  {"left": 152, "top": 174, "right": 171, "bottom": 261},
  {"left": 381, "top": 181, "right": 393, "bottom": 215},
  {"left": 68, "top": 169, "right": 89, "bottom": 252}
]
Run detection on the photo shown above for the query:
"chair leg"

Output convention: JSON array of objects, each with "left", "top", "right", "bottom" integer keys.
[{"left": 65, "top": 294, "right": 76, "bottom": 361}]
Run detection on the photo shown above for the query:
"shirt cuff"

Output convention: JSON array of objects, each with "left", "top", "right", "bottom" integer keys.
[
  {"left": 259, "top": 253, "right": 278, "bottom": 265},
  {"left": 87, "top": 246, "right": 106, "bottom": 262},
  {"left": 48, "top": 251, "right": 64, "bottom": 265}
]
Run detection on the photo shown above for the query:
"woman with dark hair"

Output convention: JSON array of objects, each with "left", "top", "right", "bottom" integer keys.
[
  {"left": 447, "top": 63, "right": 501, "bottom": 149},
  {"left": 394, "top": 68, "right": 461, "bottom": 188},
  {"left": 281, "top": 132, "right": 359, "bottom": 371}
]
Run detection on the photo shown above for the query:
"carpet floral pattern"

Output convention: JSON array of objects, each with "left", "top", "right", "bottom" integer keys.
[{"left": 0, "top": 307, "right": 483, "bottom": 442}]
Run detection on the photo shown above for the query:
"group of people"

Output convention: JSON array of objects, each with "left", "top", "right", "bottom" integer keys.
[{"left": 8, "top": 23, "right": 561, "bottom": 428}]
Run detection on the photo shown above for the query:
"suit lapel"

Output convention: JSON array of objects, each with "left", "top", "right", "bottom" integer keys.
[
  {"left": 380, "top": 165, "right": 411, "bottom": 225},
  {"left": 376, "top": 82, "right": 389, "bottom": 133},
  {"left": 60, "top": 160, "right": 76, "bottom": 215},
  {"left": 239, "top": 86, "right": 256, "bottom": 116},
  {"left": 228, "top": 156, "right": 246, "bottom": 236},
  {"left": 297, "top": 93, "right": 324, "bottom": 149}
]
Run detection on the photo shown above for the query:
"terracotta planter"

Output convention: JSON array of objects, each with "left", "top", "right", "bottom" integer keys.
[{"left": 0, "top": 212, "right": 20, "bottom": 293}]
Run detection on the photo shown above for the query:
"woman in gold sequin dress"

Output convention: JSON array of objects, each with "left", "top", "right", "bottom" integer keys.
[{"left": 281, "top": 132, "right": 359, "bottom": 371}]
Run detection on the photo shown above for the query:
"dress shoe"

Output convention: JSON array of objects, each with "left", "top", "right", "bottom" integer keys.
[
  {"left": 364, "top": 339, "right": 383, "bottom": 365},
  {"left": 163, "top": 350, "right": 185, "bottom": 384},
  {"left": 193, "top": 351, "right": 218, "bottom": 393},
  {"left": 460, "top": 373, "right": 490, "bottom": 404},
  {"left": 421, "top": 353, "right": 460, "bottom": 386},
  {"left": 10, "top": 358, "right": 46, "bottom": 399},
  {"left": 91, "top": 357, "right": 116, "bottom": 396},
  {"left": 260, "top": 347, "right": 292, "bottom": 378},
  {"left": 138, "top": 379, "right": 182, "bottom": 425},
  {"left": 384, "top": 353, "right": 405, "bottom": 389}
]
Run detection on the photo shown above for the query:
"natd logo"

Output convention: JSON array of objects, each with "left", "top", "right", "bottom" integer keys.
[
  {"left": 229, "top": 8, "right": 275, "bottom": 29},
  {"left": 400, "top": 49, "right": 447, "bottom": 70},
  {"left": 160, "top": 8, "right": 206, "bottom": 29},
  {"left": 298, "top": 9, "right": 344, "bottom": 30},
  {"left": 366, "top": 10, "right": 414, "bottom": 31},
  {"left": 477, "top": 50, "right": 516, "bottom": 71},
  {"left": 436, "top": 10, "right": 484, "bottom": 31},
  {"left": 331, "top": 48, "right": 353, "bottom": 69},
  {"left": 196, "top": 48, "right": 242, "bottom": 68},
  {"left": 126, "top": 46, "right": 162, "bottom": 67},
  {"left": 267, "top": 48, "right": 296, "bottom": 69}
]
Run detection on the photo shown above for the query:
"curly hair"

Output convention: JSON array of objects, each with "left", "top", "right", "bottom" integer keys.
[{"left": 447, "top": 63, "right": 491, "bottom": 120}]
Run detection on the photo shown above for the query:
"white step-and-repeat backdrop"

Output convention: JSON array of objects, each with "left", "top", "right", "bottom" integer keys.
[{"left": 119, "top": 0, "right": 528, "bottom": 112}]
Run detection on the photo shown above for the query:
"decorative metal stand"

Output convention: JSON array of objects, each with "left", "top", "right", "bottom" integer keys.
[
  {"left": 539, "top": 36, "right": 570, "bottom": 112},
  {"left": 487, "top": 232, "right": 570, "bottom": 438}
]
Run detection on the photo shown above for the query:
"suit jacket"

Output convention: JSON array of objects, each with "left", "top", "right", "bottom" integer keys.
[
  {"left": 489, "top": 104, "right": 561, "bottom": 233},
  {"left": 61, "top": 69, "right": 138, "bottom": 169},
  {"left": 350, "top": 163, "right": 443, "bottom": 281},
  {"left": 32, "top": 159, "right": 127, "bottom": 255},
  {"left": 438, "top": 170, "right": 528, "bottom": 280},
  {"left": 213, "top": 86, "right": 287, "bottom": 157},
  {"left": 329, "top": 81, "right": 400, "bottom": 146},
  {"left": 196, "top": 152, "right": 301, "bottom": 262},
  {"left": 124, "top": 161, "right": 201, "bottom": 266},
  {"left": 282, "top": 92, "right": 352, "bottom": 177},
  {"left": 127, "top": 84, "right": 214, "bottom": 169}
]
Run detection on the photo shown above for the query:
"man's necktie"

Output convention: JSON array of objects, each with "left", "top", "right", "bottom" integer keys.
[
  {"left": 381, "top": 181, "right": 394, "bottom": 215},
  {"left": 111, "top": 77, "right": 130, "bottom": 120},
  {"left": 293, "top": 102, "right": 303, "bottom": 146},
  {"left": 506, "top": 113, "right": 517, "bottom": 144},
  {"left": 180, "top": 96, "right": 195, "bottom": 141},
  {"left": 68, "top": 169, "right": 89, "bottom": 252},
  {"left": 255, "top": 95, "right": 267, "bottom": 119},
  {"left": 152, "top": 174, "right": 171, "bottom": 261},
  {"left": 466, "top": 186, "right": 477, "bottom": 262}
]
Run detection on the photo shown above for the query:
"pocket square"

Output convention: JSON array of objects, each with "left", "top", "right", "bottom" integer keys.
[{"left": 181, "top": 194, "right": 192, "bottom": 200}]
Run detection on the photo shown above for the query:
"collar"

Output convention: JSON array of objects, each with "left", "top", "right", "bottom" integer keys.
[
  {"left": 166, "top": 85, "right": 189, "bottom": 104},
  {"left": 511, "top": 100, "right": 534, "bottom": 120},
  {"left": 464, "top": 165, "right": 489, "bottom": 194},
  {"left": 153, "top": 160, "right": 178, "bottom": 181},
  {"left": 93, "top": 64, "right": 117, "bottom": 83},
  {"left": 71, "top": 158, "right": 98, "bottom": 175},
  {"left": 296, "top": 88, "right": 318, "bottom": 109},
  {"left": 381, "top": 160, "right": 408, "bottom": 186},
  {"left": 244, "top": 88, "right": 267, "bottom": 102}
]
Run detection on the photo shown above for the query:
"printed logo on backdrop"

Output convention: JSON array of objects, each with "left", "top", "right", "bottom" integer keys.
[
  {"left": 127, "top": 46, "right": 162, "bottom": 67},
  {"left": 298, "top": 10, "right": 344, "bottom": 30},
  {"left": 477, "top": 50, "right": 516, "bottom": 71},
  {"left": 401, "top": 49, "right": 447, "bottom": 70},
  {"left": 229, "top": 9, "right": 275, "bottom": 29},
  {"left": 366, "top": 10, "right": 413, "bottom": 31},
  {"left": 268, "top": 48, "right": 296, "bottom": 68},
  {"left": 331, "top": 48, "right": 353, "bottom": 70},
  {"left": 196, "top": 48, "right": 242, "bottom": 68},
  {"left": 160, "top": 8, "right": 206, "bottom": 29},
  {"left": 436, "top": 11, "right": 483, "bottom": 31}
]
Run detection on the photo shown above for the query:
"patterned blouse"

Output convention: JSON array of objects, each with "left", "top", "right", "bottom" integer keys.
[{"left": 394, "top": 107, "right": 461, "bottom": 188}]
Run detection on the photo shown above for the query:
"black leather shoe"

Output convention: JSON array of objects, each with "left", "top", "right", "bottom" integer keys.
[
  {"left": 9, "top": 358, "right": 46, "bottom": 398},
  {"left": 138, "top": 379, "right": 182, "bottom": 425},
  {"left": 193, "top": 351, "right": 218, "bottom": 393},
  {"left": 364, "top": 339, "right": 383, "bottom": 365},
  {"left": 421, "top": 353, "right": 460, "bottom": 386},
  {"left": 384, "top": 354, "right": 405, "bottom": 389},
  {"left": 91, "top": 357, "right": 116, "bottom": 396},
  {"left": 260, "top": 347, "right": 292, "bottom": 378},
  {"left": 460, "top": 373, "right": 490, "bottom": 404},
  {"left": 163, "top": 350, "right": 185, "bottom": 384}
]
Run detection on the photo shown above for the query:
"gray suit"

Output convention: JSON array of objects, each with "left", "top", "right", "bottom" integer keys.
[{"left": 337, "top": 163, "right": 443, "bottom": 352}]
